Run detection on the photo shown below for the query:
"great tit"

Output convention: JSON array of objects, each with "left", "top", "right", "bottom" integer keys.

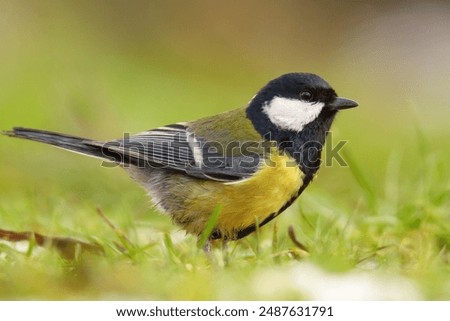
[{"left": 4, "top": 73, "right": 357, "bottom": 243}]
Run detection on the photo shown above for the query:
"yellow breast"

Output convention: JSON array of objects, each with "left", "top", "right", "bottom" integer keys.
[{"left": 183, "top": 149, "right": 304, "bottom": 238}]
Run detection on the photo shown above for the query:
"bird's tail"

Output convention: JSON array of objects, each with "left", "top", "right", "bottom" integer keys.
[{"left": 3, "top": 127, "right": 112, "bottom": 161}]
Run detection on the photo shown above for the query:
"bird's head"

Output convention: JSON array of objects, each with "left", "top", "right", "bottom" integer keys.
[{"left": 247, "top": 73, "right": 358, "bottom": 136}]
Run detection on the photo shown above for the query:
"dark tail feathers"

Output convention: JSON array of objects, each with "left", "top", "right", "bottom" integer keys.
[{"left": 3, "top": 127, "right": 112, "bottom": 161}]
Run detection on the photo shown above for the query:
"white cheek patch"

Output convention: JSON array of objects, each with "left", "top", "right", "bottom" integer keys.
[{"left": 263, "top": 96, "right": 325, "bottom": 132}]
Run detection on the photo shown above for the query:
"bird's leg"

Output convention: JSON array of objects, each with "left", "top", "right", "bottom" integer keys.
[
  {"left": 222, "top": 238, "right": 228, "bottom": 251},
  {"left": 202, "top": 238, "right": 211, "bottom": 253},
  {"left": 222, "top": 238, "right": 229, "bottom": 266}
]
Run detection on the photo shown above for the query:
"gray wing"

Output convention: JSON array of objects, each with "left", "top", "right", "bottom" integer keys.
[{"left": 103, "top": 124, "right": 262, "bottom": 182}]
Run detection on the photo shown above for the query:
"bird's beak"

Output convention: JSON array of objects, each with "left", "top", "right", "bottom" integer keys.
[{"left": 328, "top": 97, "right": 358, "bottom": 111}]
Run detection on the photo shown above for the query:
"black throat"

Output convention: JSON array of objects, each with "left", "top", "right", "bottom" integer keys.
[
  {"left": 278, "top": 113, "right": 336, "bottom": 177},
  {"left": 246, "top": 102, "right": 337, "bottom": 178}
]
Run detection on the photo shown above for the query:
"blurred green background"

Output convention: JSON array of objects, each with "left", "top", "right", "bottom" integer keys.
[{"left": 0, "top": 0, "right": 449, "bottom": 300}]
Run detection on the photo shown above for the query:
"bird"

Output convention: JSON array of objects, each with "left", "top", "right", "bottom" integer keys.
[{"left": 3, "top": 73, "right": 358, "bottom": 247}]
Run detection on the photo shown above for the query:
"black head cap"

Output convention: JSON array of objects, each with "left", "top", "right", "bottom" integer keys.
[{"left": 253, "top": 73, "right": 338, "bottom": 106}]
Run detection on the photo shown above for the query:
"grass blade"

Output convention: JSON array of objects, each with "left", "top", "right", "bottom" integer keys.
[
  {"left": 197, "top": 204, "right": 222, "bottom": 249},
  {"left": 342, "top": 148, "right": 376, "bottom": 209}
]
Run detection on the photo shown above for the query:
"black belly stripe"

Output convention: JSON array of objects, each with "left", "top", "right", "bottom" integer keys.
[{"left": 210, "top": 173, "right": 314, "bottom": 240}]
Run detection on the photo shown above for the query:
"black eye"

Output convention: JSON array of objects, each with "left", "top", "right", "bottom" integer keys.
[{"left": 299, "top": 91, "right": 313, "bottom": 101}]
